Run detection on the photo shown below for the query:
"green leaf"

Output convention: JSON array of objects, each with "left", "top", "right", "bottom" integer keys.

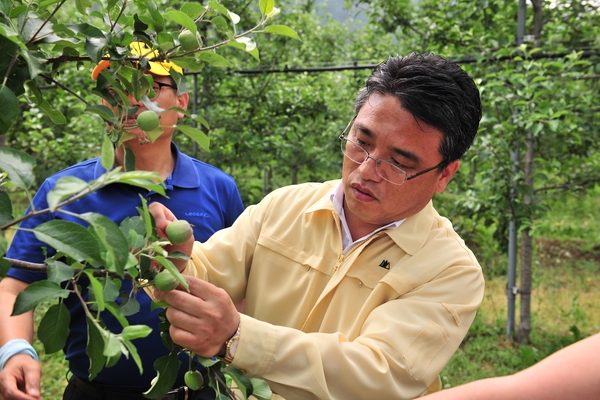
[
  {"left": 38, "top": 303, "right": 70, "bottom": 353},
  {"left": 20, "top": 49, "right": 47, "bottom": 80},
  {"left": 102, "top": 331, "right": 123, "bottom": 358},
  {"left": 85, "top": 36, "right": 108, "bottom": 63},
  {"left": 197, "top": 356, "right": 221, "bottom": 368},
  {"left": 259, "top": 0, "right": 275, "bottom": 15},
  {"left": 143, "top": 352, "right": 181, "bottom": 399},
  {"left": 105, "top": 301, "right": 130, "bottom": 327},
  {"left": 208, "top": 0, "right": 239, "bottom": 24},
  {"left": 19, "top": 16, "right": 53, "bottom": 43},
  {"left": 145, "top": 0, "right": 165, "bottom": 32},
  {"left": 223, "top": 367, "right": 252, "bottom": 398},
  {"left": 0, "top": 22, "right": 27, "bottom": 49},
  {"left": 154, "top": 256, "right": 189, "bottom": 291},
  {"left": 37, "top": 99, "right": 67, "bottom": 124},
  {"left": 45, "top": 259, "right": 76, "bottom": 283},
  {"left": 0, "top": 190, "right": 13, "bottom": 226},
  {"left": 0, "top": 85, "right": 19, "bottom": 134},
  {"left": 83, "top": 269, "right": 106, "bottom": 312},
  {"left": 167, "top": 56, "right": 205, "bottom": 72},
  {"left": 12, "top": 280, "right": 70, "bottom": 315},
  {"left": 123, "top": 338, "right": 144, "bottom": 374},
  {"left": 86, "top": 104, "right": 116, "bottom": 121},
  {"left": 0, "top": 255, "right": 10, "bottom": 278},
  {"left": 0, "top": 0, "right": 10, "bottom": 15},
  {"left": 120, "top": 215, "right": 147, "bottom": 236},
  {"left": 101, "top": 135, "right": 115, "bottom": 171},
  {"left": 175, "top": 125, "right": 210, "bottom": 152},
  {"left": 138, "top": 195, "right": 154, "bottom": 241},
  {"left": 180, "top": 2, "right": 205, "bottom": 19},
  {"left": 32, "top": 220, "right": 102, "bottom": 262},
  {"left": 124, "top": 147, "right": 136, "bottom": 173},
  {"left": 86, "top": 316, "right": 107, "bottom": 380},
  {"left": 249, "top": 378, "right": 273, "bottom": 400},
  {"left": 197, "top": 51, "right": 230, "bottom": 68},
  {"left": 121, "top": 324, "right": 152, "bottom": 341},
  {"left": 164, "top": 10, "right": 197, "bottom": 34},
  {"left": 46, "top": 176, "right": 90, "bottom": 211},
  {"left": 234, "top": 37, "right": 256, "bottom": 52},
  {"left": 101, "top": 277, "right": 121, "bottom": 303},
  {"left": 264, "top": 25, "right": 301, "bottom": 41},
  {"left": 247, "top": 47, "right": 260, "bottom": 62},
  {"left": 75, "top": 0, "right": 93, "bottom": 14},
  {"left": 78, "top": 212, "right": 130, "bottom": 273}
]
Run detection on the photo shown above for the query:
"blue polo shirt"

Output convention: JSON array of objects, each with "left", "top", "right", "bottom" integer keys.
[{"left": 6, "top": 143, "right": 244, "bottom": 387}]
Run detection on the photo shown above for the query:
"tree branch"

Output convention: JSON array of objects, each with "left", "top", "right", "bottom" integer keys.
[
  {"left": 534, "top": 177, "right": 600, "bottom": 194},
  {"left": 2, "top": 257, "right": 132, "bottom": 279}
]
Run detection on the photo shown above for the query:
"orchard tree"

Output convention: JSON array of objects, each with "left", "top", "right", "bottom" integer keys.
[{"left": 0, "top": 0, "right": 298, "bottom": 398}]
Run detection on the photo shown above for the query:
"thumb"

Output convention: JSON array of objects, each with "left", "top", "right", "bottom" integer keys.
[
  {"left": 148, "top": 202, "right": 177, "bottom": 234},
  {"left": 16, "top": 355, "right": 42, "bottom": 398}
]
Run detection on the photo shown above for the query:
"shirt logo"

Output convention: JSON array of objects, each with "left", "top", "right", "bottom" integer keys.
[
  {"left": 185, "top": 212, "right": 210, "bottom": 218},
  {"left": 379, "top": 260, "right": 390, "bottom": 270}
]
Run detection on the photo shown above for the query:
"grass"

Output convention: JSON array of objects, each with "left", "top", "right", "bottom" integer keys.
[
  {"left": 18, "top": 187, "right": 600, "bottom": 396},
  {"left": 440, "top": 186, "right": 600, "bottom": 388}
]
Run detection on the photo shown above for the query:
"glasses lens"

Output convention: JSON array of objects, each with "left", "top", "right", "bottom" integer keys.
[
  {"left": 150, "top": 84, "right": 161, "bottom": 99},
  {"left": 377, "top": 162, "right": 406, "bottom": 185},
  {"left": 341, "top": 138, "right": 406, "bottom": 185},
  {"left": 341, "top": 139, "right": 367, "bottom": 164}
]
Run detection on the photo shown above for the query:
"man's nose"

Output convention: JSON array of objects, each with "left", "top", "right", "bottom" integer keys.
[{"left": 357, "top": 155, "right": 383, "bottom": 182}]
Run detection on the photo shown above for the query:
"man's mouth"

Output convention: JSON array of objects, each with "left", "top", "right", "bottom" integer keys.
[{"left": 351, "top": 182, "right": 377, "bottom": 201}]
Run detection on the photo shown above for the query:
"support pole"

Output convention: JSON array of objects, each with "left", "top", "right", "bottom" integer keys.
[{"left": 507, "top": 0, "right": 527, "bottom": 341}]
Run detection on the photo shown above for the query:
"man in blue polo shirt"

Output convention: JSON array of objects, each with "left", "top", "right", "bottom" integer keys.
[{"left": 0, "top": 42, "right": 244, "bottom": 400}]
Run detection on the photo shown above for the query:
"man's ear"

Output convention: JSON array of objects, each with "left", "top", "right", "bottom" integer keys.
[
  {"left": 177, "top": 93, "right": 190, "bottom": 118},
  {"left": 435, "top": 160, "right": 460, "bottom": 193}
]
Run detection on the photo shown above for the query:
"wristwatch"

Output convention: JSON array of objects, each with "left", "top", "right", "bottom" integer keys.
[{"left": 223, "top": 323, "right": 241, "bottom": 363}]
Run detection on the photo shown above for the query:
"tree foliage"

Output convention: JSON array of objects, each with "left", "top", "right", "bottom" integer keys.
[{"left": 1, "top": 0, "right": 299, "bottom": 397}]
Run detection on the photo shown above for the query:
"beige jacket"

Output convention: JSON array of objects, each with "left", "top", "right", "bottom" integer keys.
[{"left": 188, "top": 180, "right": 485, "bottom": 400}]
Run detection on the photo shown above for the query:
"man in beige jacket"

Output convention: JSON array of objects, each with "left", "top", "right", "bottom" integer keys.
[{"left": 151, "top": 53, "right": 485, "bottom": 400}]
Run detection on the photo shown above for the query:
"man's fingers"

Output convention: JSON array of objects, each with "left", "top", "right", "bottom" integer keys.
[
  {"left": 22, "top": 364, "right": 41, "bottom": 399},
  {"left": 148, "top": 202, "right": 177, "bottom": 234},
  {"left": 155, "top": 276, "right": 210, "bottom": 304},
  {"left": 0, "top": 356, "right": 42, "bottom": 400}
]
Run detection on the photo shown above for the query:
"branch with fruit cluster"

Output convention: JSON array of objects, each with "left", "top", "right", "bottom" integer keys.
[
  {"left": 1, "top": 1, "right": 298, "bottom": 398},
  {"left": 0, "top": 150, "right": 270, "bottom": 399}
]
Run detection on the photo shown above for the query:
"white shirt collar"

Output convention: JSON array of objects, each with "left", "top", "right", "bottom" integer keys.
[{"left": 330, "top": 182, "right": 405, "bottom": 254}]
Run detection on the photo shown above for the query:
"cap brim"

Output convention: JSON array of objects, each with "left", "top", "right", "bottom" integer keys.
[{"left": 91, "top": 44, "right": 183, "bottom": 80}]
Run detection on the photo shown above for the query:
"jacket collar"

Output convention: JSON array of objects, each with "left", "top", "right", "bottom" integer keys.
[{"left": 306, "top": 179, "right": 435, "bottom": 256}]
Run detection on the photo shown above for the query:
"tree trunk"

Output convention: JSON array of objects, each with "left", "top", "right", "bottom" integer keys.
[
  {"left": 518, "top": 129, "right": 535, "bottom": 344},
  {"left": 530, "top": 0, "right": 543, "bottom": 47},
  {"left": 263, "top": 164, "right": 272, "bottom": 197}
]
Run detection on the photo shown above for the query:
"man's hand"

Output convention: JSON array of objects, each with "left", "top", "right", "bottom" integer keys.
[
  {"left": 154, "top": 276, "right": 240, "bottom": 358},
  {"left": 0, "top": 354, "right": 42, "bottom": 400},
  {"left": 148, "top": 202, "right": 195, "bottom": 272}
]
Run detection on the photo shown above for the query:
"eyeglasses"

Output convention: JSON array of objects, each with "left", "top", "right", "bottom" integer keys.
[
  {"left": 150, "top": 82, "right": 177, "bottom": 99},
  {"left": 107, "top": 81, "right": 177, "bottom": 100},
  {"left": 339, "top": 116, "right": 446, "bottom": 186}
]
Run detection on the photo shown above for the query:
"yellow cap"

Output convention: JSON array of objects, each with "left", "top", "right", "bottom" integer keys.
[{"left": 91, "top": 42, "right": 183, "bottom": 80}]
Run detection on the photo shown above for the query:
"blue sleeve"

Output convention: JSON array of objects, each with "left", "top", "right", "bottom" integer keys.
[{"left": 6, "top": 180, "right": 55, "bottom": 283}]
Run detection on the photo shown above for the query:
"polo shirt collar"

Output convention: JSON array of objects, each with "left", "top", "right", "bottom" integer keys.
[{"left": 92, "top": 142, "right": 201, "bottom": 189}]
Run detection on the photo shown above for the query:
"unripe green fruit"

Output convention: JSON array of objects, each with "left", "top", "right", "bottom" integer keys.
[
  {"left": 179, "top": 30, "right": 200, "bottom": 51},
  {"left": 184, "top": 370, "right": 204, "bottom": 390},
  {"left": 154, "top": 270, "right": 178, "bottom": 291},
  {"left": 165, "top": 220, "right": 193, "bottom": 245},
  {"left": 137, "top": 110, "right": 160, "bottom": 132}
]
